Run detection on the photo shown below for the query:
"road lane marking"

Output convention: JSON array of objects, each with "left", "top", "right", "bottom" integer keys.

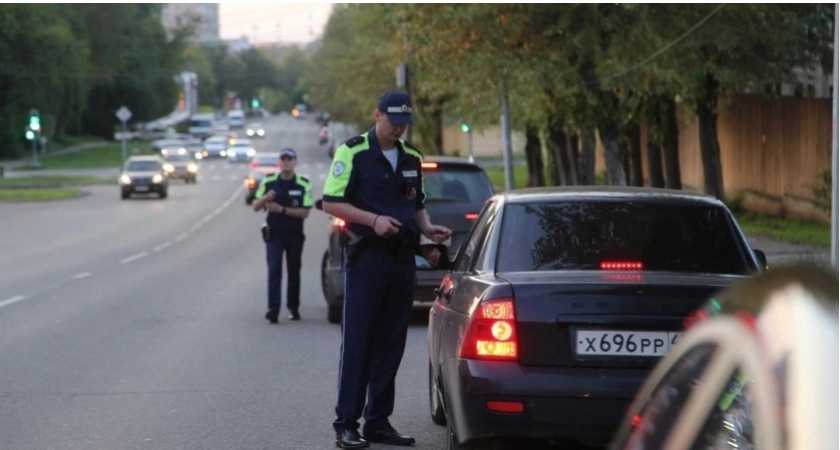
[
  {"left": 153, "top": 242, "right": 172, "bottom": 252},
  {"left": 316, "top": 163, "right": 325, "bottom": 169},
  {"left": 0, "top": 296, "right": 26, "bottom": 308},
  {"left": 174, "top": 233, "right": 188, "bottom": 242},
  {"left": 120, "top": 252, "right": 148, "bottom": 264},
  {"left": 71, "top": 272, "right": 91, "bottom": 280},
  {"left": 203, "top": 214, "right": 213, "bottom": 222},
  {"left": 318, "top": 173, "right": 326, "bottom": 180}
]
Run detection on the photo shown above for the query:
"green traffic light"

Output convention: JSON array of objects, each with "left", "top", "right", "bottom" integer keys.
[
  {"left": 460, "top": 123, "right": 469, "bottom": 133},
  {"left": 25, "top": 130, "right": 34, "bottom": 140},
  {"left": 252, "top": 99, "right": 259, "bottom": 108}
]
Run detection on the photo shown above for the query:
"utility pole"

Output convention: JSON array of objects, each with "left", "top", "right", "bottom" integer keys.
[
  {"left": 500, "top": 82, "right": 514, "bottom": 192},
  {"left": 832, "top": 3, "right": 838, "bottom": 267}
]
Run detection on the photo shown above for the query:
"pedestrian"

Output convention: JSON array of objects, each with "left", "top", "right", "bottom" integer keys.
[
  {"left": 252, "top": 148, "right": 313, "bottom": 323},
  {"left": 321, "top": 89, "right": 452, "bottom": 449}
]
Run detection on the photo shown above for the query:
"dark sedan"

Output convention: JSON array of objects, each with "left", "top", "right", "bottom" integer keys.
[
  {"left": 318, "top": 156, "right": 494, "bottom": 323},
  {"left": 427, "top": 186, "right": 766, "bottom": 449}
]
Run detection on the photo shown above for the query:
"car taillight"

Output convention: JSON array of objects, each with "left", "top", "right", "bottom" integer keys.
[
  {"left": 465, "top": 212, "right": 479, "bottom": 220},
  {"left": 336, "top": 219, "right": 346, "bottom": 228},
  {"left": 600, "top": 261, "right": 643, "bottom": 271},
  {"left": 249, "top": 162, "right": 259, "bottom": 168},
  {"left": 421, "top": 162, "right": 438, "bottom": 169},
  {"left": 458, "top": 299, "right": 518, "bottom": 361},
  {"left": 245, "top": 179, "right": 255, "bottom": 189}
]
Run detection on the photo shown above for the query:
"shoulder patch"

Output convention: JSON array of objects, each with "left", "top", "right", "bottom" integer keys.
[
  {"left": 402, "top": 140, "right": 422, "bottom": 155},
  {"left": 344, "top": 135, "right": 365, "bottom": 148}
]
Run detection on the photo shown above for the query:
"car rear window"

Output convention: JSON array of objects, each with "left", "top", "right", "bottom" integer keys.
[
  {"left": 497, "top": 201, "right": 750, "bottom": 275},
  {"left": 165, "top": 154, "right": 192, "bottom": 162},
  {"left": 422, "top": 165, "right": 493, "bottom": 203}
]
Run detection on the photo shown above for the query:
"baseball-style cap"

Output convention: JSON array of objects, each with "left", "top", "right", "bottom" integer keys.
[
  {"left": 279, "top": 148, "right": 297, "bottom": 159},
  {"left": 377, "top": 90, "right": 415, "bottom": 125}
]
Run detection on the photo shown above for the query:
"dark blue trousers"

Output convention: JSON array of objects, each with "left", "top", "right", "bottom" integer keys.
[
  {"left": 265, "top": 232, "right": 305, "bottom": 313},
  {"left": 333, "top": 248, "right": 415, "bottom": 433}
]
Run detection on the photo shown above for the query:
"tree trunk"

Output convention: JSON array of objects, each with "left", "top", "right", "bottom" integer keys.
[
  {"left": 546, "top": 118, "right": 568, "bottom": 185},
  {"left": 661, "top": 97, "right": 682, "bottom": 190},
  {"left": 697, "top": 72, "right": 724, "bottom": 199},
  {"left": 626, "top": 122, "right": 643, "bottom": 186},
  {"left": 564, "top": 132, "right": 580, "bottom": 185},
  {"left": 646, "top": 99, "right": 665, "bottom": 188},
  {"left": 579, "top": 127, "right": 596, "bottom": 185},
  {"left": 524, "top": 125, "right": 545, "bottom": 187},
  {"left": 599, "top": 121, "right": 627, "bottom": 186},
  {"left": 431, "top": 104, "right": 444, "bottom": 155}
]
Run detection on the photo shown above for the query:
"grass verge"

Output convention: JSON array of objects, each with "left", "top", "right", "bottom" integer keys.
[
  {"left": 14, "top": 143, "right": 152, "bottom": 170},
  {"left": 735, "top": 211, "right": 831, "bottom": 248},
  {"left": 0, "top": 188, "right": 82, "bottom": 202}
]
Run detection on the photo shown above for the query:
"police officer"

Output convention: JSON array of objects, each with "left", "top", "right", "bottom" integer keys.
[
  {"left": 252, "top": 148, "right": 313, "bottom": 323},
  {"left": 322, "top": 90, "right": 452, "bottom": 449}
]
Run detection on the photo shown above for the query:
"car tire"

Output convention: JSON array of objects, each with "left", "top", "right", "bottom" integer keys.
[
  {"left": 321, "top": 250, "right": 331, "bottom": 300},
  {"left": 159, "top": 190, "right": 168, "bottom": 199},
  {"left": 429, "top": 361, "right": 447, "bottom": 426},
  {"left": 121, "top": 191, "right": 130, "bottom": 200},
  {"left": 327, "top": 304, "right": 342, "bottom": 324}
]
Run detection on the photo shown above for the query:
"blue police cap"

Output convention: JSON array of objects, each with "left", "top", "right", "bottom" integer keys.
[
  {"left": 377, "top": 90, "right": 415, "bottom": 125},
  {"left": 280, "top": 148, "right": 297, "bottom": 159}
]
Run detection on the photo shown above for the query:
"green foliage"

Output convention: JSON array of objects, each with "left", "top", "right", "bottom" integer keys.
[
  {"left": 0, "top": 188, "right": 82, "bottom": 202},
  {"left": 807, "top": 169, "right": 832, "bottom": 214},
  {"left": 736, "top": 211, "right": 831, "bottom": 247}
]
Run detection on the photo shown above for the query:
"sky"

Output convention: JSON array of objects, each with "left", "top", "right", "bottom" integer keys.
[{"left": 219, "top": 3, "right": 337, "bottom": 45}]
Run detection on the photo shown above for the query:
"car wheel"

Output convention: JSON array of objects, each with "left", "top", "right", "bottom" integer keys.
[
  {"left": 429, "top": 361, "right": 447, "bottom": 425},
  {"left": 121, "top": 192, "right": 130, "bottom": 200},
  {"left": 321, "top": 250, "right": 331, "bottom": 301},
  {"left": 327, "top": 304, "right": 342, "bottom": 324},
  {"left": 246, "top": 196, "right": 253, "bottom": 205},
  {"left": 159, "top": 190, "right": 168, "bottom": 199}
]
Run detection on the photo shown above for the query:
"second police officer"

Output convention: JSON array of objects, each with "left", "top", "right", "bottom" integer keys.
[
  {"left": 252, "top": 148, "right": 313, "bottom": 323},
  {"left": 322, "top": 90, "right": 452, "bottom": 448}
]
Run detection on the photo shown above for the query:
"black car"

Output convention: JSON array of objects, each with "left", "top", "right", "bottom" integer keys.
[
  {"left": 119, "top": 156, "right": 169, "bottom": 199},
  {"left": 318, "top": 157, "right": 494, "bottom": 323},
  {"left": 427, "top": 186, "right": 766, "bottom": 449},
  {"left": 244, "top": 168, "right": 276, "bottom": 205}
]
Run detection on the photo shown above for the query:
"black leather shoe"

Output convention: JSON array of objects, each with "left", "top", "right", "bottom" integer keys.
[
  {"left": 289, "top": 310, "right": 301, "bottom": 321},
  {"left": 364, "top": 424, "right": 416, "bottom": 446},
  {"left": 265, "top": 311, "right": 278, "bottom": 324},
  {"left": 335, "top": 429, "right": 369, "bottom": 449}
]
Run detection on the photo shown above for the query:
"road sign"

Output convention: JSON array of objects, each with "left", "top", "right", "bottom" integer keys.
[
  {"left": 114, "top": 131, "right": 133, "bottom": 140},
  {"left": 116, "top": 106, "right": 132, "bottom": 123}
]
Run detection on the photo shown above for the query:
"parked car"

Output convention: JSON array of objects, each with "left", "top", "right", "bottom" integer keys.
[
  {"left": 119, "top": 155, "right": 169, "bottom": 199},
  {"left": 318, "top": 156, "right": 495, "bottom": 324},
  {"left": 162, "top": 149, "right": 199, "bottom": 183},
  {"left": 427, "top": 186, "right": 767, "bottom": 449},
  {"left": 609, "top": 264, "right": 838, "bottom": 450}
]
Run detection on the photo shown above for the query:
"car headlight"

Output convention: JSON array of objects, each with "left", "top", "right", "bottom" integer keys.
[
  {"left": 194, "top": 152, "right": 203, "bottom": 160},
  {"left": 220, "top": 150, "right": 227, "bottom": 157},
  {"left": 161, "top": 149, "right": 169, "bottom": 155},
  {"left": 247, "top": 130, "right": 254, "bottom": 136},
  {"left": 162, "top": 163, "right": 174, "bottom": 173},
  {"left": 152, "top": 174, "right": 163, "bottom": 183},
  {"left": 247, "top": 149, "right": 256, "bottom": 157},
  {"left": 177, "top": 148, "right": 186, "bottom": 155},
  {"left": 257, "top": 130, "right": 265, "bottom": 136},
  {"left": 187, "top": 164, "right": 198, "bottom": 172},
  {"left": 120, "top": 174, "right": 131, "bottom": 185}
]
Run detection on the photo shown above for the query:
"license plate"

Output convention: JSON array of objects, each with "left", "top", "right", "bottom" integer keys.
[
  {"left": 420, "top": 234, "right": 451, "bottom": 247},
  {"left": 134, "top": 186, "right": 150, "bottom": 192},
  {"left": 576, "top": 330, "right": 683, "bottom": 357}
]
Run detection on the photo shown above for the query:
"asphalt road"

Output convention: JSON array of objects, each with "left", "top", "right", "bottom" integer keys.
[{"left": 0, "top": 115, "right": 456, "bottom": 450}]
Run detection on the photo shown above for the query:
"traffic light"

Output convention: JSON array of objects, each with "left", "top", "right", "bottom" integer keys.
[
  {"left": 25, "top": 130, "right": 35, "bottom": 140},
  {"left": 460, "top": 122, "right": 469, "bottom": 133},
  {"left": 29, "top": 109, "right": 40, "bottom": 132},
  {"left": 252, "top": 98, "right": 260, "bottom": 108}
]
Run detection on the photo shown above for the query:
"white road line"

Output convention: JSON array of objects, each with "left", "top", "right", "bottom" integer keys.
[
  {"left": 71, "top": 272, "right": 91, "bottom": 280},
  {"left": 316, "top": 163, "right": 325, "bottom": 169},
  {"left": 318, "top": 173, "right": 327, "bottom": 180},
  {"left": 190, "top": 223, "right": 202, "bottom": 232},
  {"left": 153, "top": 242, "right": 172, "bottom": 252},
  {"left": 203, "top": 214, "right": 213, "bottom": 222},
  {"left": 213, "top": 207, "right": 223, "bottom": 215},
  {"left": 120, "top": 252, "right": 148, "bottom": 264},
  {"left": 0, "top": 295, "right": 26, "bottom": 308},
  {"left": 174, "top": 233, "right": 189, "bottom": 242}
]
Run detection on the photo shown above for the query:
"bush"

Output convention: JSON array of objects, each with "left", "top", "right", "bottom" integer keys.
[{"left": 807, "top": 169, "right": 832, "bottom": 213}]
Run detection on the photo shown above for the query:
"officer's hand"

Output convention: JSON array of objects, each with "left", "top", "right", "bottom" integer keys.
[
  {"left": 374, "top": 215, "right": 401, "bottom": 237},
  {"left": 423, "top": 225, "right": 453, "bottom": 244},
  {"left": 263, "top": 190, "right": 276, "bottom": 202}
]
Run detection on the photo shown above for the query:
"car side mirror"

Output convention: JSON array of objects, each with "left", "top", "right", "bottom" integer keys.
[
  {"left": 753, "top": 249, "right": 768, "bottom": 271},
  {"left": 315, "top": 199, "right": 323, "bottom": 211},
  {"left": 416, "top": 244, "right": 451, "bottom": 271}
]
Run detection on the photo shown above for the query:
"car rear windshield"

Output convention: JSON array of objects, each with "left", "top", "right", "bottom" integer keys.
[
  {"left": 423, "top": 165, "right": 493, "bottom": 203},
  {"left": 497, "top": 201, "right": 750, "bottom": 275},
  {"left": 126, "top": 161, "right": 160, "bottom": 171},
  {"left": 190, "top": 120, "right": 211, "bottom": 128},
  {"left": 165, "top": 154, "right": 192, "bottom": 162}
]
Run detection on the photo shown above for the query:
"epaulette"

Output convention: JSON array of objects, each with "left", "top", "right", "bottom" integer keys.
[
  {"left": 344, "top": 135, "right": 365, "bottom": 148},
  {"left": 403, "top": 140, "right": 422, "bottom": 155}
]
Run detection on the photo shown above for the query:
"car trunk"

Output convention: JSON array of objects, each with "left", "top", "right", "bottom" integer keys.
[{"left": 497, "top": 272, "right": 747, "bottom": 369}]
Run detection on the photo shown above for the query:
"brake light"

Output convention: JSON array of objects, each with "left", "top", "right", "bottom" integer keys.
[
  {"left": 421, "top": 162, "right": 438, "bottom": 169},
  {"left": 465, "top": 212, "right": 479, "bottom": 220},
  {"left": 600, "top": 261, "right": 643, "bottom": 271},
  {"left": 245, "top": 179, "right": 256, "bottom": 189},
  {"left": 459, "top": 299, "right": 518, "bottom": 361},
  {"left": 486, "top": 401, "right": 524, "bottom": 414},
  {"left": 249, "top": 161, "right": 259, "bottom": 169},
  {"left": 336, "top": 219, "right": 346, "bottom": 228}
]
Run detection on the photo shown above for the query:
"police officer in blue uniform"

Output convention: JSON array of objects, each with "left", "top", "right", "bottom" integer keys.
[
  {"left": 252, "top": 148, "right": 313, "bottom": 323},
  {"left": 322, "top": 90, "right": 452, "bottom": 449}
]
